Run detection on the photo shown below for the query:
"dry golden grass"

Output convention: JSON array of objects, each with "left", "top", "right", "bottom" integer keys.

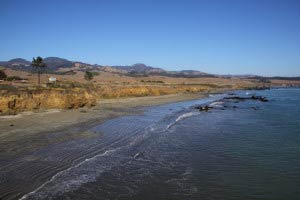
[
  {"left": 2, "top": 68, "right": 299, "bottom": 100},
  {"left": 2, "top": 67, "right": 299, "bottom": 115}
]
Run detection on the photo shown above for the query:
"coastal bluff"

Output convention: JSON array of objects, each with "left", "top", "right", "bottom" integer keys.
[{"left": 0, "top": 88, "right": 97, "bottom": 115}]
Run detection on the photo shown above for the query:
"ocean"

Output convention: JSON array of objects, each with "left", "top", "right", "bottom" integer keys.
[{"left": 8, "top": 89, "right": 300, "bottom": 200}]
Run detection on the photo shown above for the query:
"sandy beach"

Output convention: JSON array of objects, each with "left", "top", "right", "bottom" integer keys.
[
  {"left": 0, "top": 92, "right": 209, "bottom": 161},
  {"left": 0, "top": 92, "right": 219, "bottom": 200}
]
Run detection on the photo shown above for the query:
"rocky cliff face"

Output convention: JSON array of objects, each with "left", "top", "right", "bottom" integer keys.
[{"left": 0, "top": 89, "right": 97, "bottom": 115}]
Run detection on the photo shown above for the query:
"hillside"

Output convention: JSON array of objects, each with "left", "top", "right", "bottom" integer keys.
[
  {"left": 0, "top": 57, "right": 212, "bottom": 78},
  {"left": 1, "top": 57, "right": 300, "bottom": 115}
]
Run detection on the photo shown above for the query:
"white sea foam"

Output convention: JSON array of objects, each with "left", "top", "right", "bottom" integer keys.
[
  {"left": 19, "top": 148, "right": 118, "bottom": 200},
  {"left": 133, "top": 152, "right": 141, "bottom": 159},
  {"left": 167, "top": 112, "right": 199, "bottom": 130},
  {"left": 175, "top": 112, "right": 197, "bottom": 122},
  {"left": 19, "top": 121, "right": 160, "bottom": 200},
  {"left": 18, "top": 100, "right": 217, "bottom": 199},
  {"left": 209, "top": 101, "right": 224, "bottom": 107}
]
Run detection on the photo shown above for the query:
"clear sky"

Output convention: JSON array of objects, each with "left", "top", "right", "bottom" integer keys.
[{"left": 0, "top": 0, "right": 300, "bottom": 76}]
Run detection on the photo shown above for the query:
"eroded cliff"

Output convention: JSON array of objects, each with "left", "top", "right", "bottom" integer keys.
[{"left": 0, "top": 88, "right": 97, "bottom": 115}]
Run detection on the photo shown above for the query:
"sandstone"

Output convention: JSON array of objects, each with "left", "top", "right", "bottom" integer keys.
[{"left": 0, "top": 88, "right": 97, "bottom": 115}]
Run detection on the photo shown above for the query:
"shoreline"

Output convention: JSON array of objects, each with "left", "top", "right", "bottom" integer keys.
[
  {"left": 0, "top": 92, "right": 218, "bottom": 200},
  {"left": 1, "top": 86, "right": 278, "bottom": 160},
  {"left": 0, "top": 88, "right": 289, "bottom": 200},
  {"left": 0, "top": 92, "right": 214, "bottom": 160}
]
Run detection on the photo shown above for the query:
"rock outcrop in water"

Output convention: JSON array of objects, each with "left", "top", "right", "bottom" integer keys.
[
  {"left": 224, "top": 95, "right": 268, "bottom": 102},
  {"left": 0, "top": 89, "right": 97, "bottom": 115},
  {"left": 195, "top": 95, "right": 269, "bottom": 112},
  {"left": 195, "top": 105, "right": 213, "bottom": 112}
]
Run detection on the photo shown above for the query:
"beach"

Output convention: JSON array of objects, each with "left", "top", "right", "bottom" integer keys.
[
  {"left": 0, "top": 93, "right": 208, "bottom": 164},
  {"left": 0, "top": 92, "right": 213, "bottom": 200}
]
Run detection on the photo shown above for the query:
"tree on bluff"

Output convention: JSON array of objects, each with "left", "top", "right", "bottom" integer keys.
[
  {"left": 0, "top": 70, "right": 7, "bottom": 80},
  {"left": 31, "top": 56, "right": 47, "bottom": 85},
  {"left": 84, "top": 71, "right": 94, "bottom": 81}
]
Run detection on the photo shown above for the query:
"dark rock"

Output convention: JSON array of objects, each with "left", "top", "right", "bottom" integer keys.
[
  {"left": 195, "top": 105, "right": 212, "bottom": 112},
  {"left": 251, "top": 95, "right": 269, "bottom": 102},
  {"left": 224, "top": 95, "right": 268, "bottom": 102},
  {"left": 224, "top": 96, "right": 248, "bottom": 101},
  {"left": 260, "top": 97, "right": 268, "bottom": 102}
]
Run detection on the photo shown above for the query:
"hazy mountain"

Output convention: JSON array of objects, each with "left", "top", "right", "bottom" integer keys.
[
  {"left": 0, "top": 58, "right": 32, "bottom": 71},
  {"left": 0, "top": 57, "right": 214, "bottom": 78},
  {"left": 8, "top": 58, "right": 31, "bottom": 65},
  {"left": 43, "top": 57, "right": 73, "bottom": 70},
  {"left": 0, "top": 57, "right": 75, "bottom": 72},
  {"left": 169, "top": 70, "right": 211, "bottom": 77},
  {"left": 111, "top": 64, "right": 214, "bottom": 77},
  {"left": 112, "top": 63, "right": 165, "bottom": 73}
]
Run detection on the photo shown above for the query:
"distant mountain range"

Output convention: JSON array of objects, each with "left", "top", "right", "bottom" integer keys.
[
  {"left": 0, "top": 57, "right": 213, "bottom": 78},
  {"left": 0, "top": 57, "right": 73, "bottom": 71},
  {"left": 1, "top": 57, "right": 299, "bottom": 79}
]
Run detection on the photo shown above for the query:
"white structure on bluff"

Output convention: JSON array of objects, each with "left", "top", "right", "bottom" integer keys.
[{"left": 49, "top": 77, "right": 57, "bottom": 83}]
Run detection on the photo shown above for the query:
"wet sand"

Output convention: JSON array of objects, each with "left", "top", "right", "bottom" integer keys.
[
  {"left": 1, "top": 88, "right": 245, "bottom": 200},
  {"left": 1, "top": 92, "right": 218, "bottom": 200},
  {"left": 0, "top": 93, "right": 209, "bottom": 160}
]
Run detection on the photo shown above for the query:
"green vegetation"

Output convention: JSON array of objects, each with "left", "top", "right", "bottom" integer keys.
[
  {"left": 0, "top": 70, "right": 7, "bottom": 79},
  {"left": 0, "top": 84, "right": 18, "bottom": 91},
  {"left": 5, "top": 76, "right": 23, "bottom": 81},
  {"left": 91, "top": 71, "right": 99, "bottom": 76},
  {"left": 31, "top": 56, "right": 47, "bottom": 85},
  {"left": 55, "top": 70, "right": 77, "bottom": 75},
  {"left": 0, "top": 71, "right": 27, "bottom": 82},
  {"left": 140, "top": 80, "right": 164, "bottom": 83},
  {"left": 47, "top": 81, "right": 86, "bottom": 89},
  {"left": 84, "top": 71, "right": 94, "bottom": 81}
]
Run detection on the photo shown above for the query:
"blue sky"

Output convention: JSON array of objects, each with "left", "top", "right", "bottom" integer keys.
[{"left": 0, "top": 0, "right": 300, "bottom": 76}]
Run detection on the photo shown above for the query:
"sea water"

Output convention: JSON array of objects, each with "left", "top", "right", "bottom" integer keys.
[{"left": 7, "top": 89, "right": 300, "bottom": 200}]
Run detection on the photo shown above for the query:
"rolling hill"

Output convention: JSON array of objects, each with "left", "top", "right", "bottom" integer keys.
[{"left": 0, "top": 57, "right": 212, "bottom": 78}]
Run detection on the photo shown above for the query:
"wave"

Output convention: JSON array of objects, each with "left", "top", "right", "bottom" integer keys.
[
  {"left": 209, "top": 101, "right": 224, "bottom": 107},
  {"left": 175, "top": 112, "right": 198, "bottom": 122},
  {"left": 166, "top": 112, "right": 199, "bottom": 130},
  {"left": 19, "top": 149, "right": 118, "bottom": 200},
  {"left": 19, "top": 122, "right": 158, "bottom": 199},
  {"left": 19, "top": 96, "right": 223, "bottom": 199},
  {"left": 246, "top": 92, "right": 254, "bottom": 95}
]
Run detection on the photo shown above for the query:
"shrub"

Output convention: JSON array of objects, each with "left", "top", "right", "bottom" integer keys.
[
  {"left": 85, "top": 71, "right": 94, "bottom": 81},
  {"left": 58, "top": 70, "right": 77, "bottom": 75},
  {"left": 5, "top": 76, "right": 23, "bottom": 81},
  {"left": 0, "top": 84, "right": 17, "bottom": 91},
  {"left": 0, "top": 70, "right": 7, "bottom": 79},
  {"left": 91, "top": 72, "right": 99, "bottom": 76},
  {"left": 140, "top": 80, "right": 164, "bottom": 84}
]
